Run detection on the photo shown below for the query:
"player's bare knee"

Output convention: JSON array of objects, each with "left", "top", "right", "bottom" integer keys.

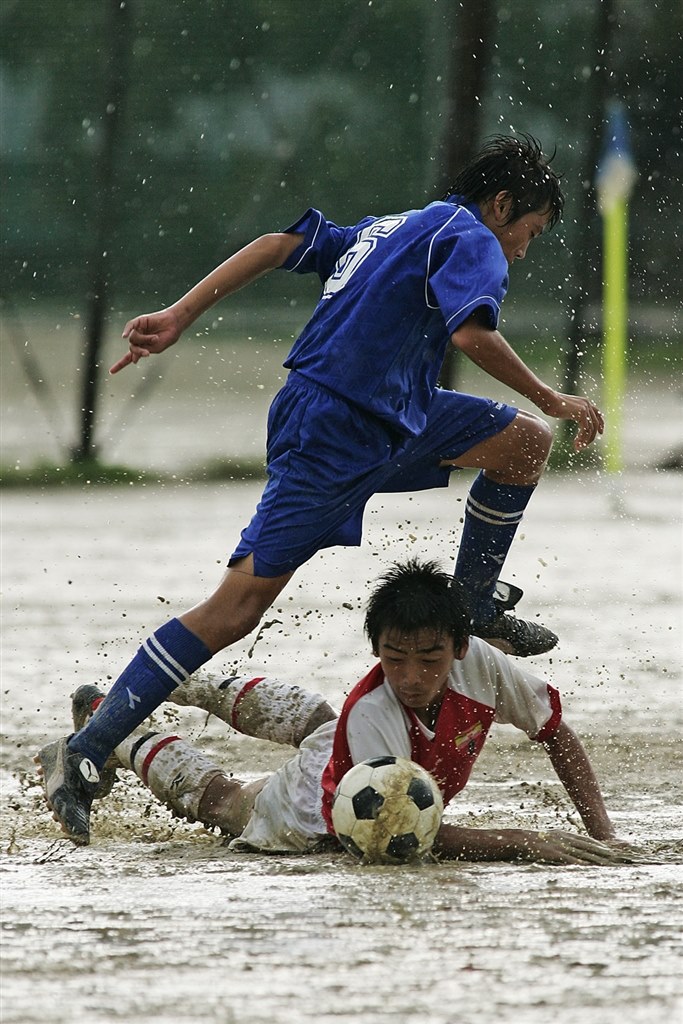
[
  {"left": 514, "top": 414, "right": 552, "bottom": 478},
  {"left": 198, "top": 774, "right": 267, "bottom": 834},
  {"left": 302, "top": 700, "right": 337, "bottom": 738},
  {"left": 196, "top": 774, "right": 235, "bottom": 828},
  {"left": 532, "top": 415, "right": 553, "bottom": 457}
]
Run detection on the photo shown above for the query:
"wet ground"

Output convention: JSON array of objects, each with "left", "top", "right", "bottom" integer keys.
[
  {"left": 1, "top": 323, "right": 682, "bottom": 1022},
  {"left": 2, "top": 470, "right": 682, "bottom": 1024}
]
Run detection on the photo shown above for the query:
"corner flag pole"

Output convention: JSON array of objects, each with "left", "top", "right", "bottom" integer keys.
[{"left": 596, "top": 102, "right": 637, "bottom": 475}]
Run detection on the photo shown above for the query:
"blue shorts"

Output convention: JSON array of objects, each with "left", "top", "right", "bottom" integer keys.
[{"left": 230, "top": 373, "right": 517, "bottom": 577}]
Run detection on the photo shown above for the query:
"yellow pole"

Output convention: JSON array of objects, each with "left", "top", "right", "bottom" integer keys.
[{"left": 602, "top": 196, "right": 629, "bottom": 474}]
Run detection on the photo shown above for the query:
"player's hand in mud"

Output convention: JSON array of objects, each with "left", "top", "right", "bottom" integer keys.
[
  {"left": 602, "top": 837, "right": 645, "bottom": 858},
  {"left": 519, "top": 829, "right": 636, "bottom": 865},
  {"left": 541, "top": 392, "right": 604, "bottom": 451},
  {"left": 112, "top": 307, "right": 183, "bottom": 374}
]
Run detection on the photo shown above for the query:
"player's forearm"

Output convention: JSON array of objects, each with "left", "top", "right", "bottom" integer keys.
[
  {"left": 171, "top": 232, "right": 302, "bottom": 330},
  {"left": 433, "top": 822, "right": 550, "bottom": 861},
  {"left": 434, "top": 821, "right": 630, "bottom": 865},
  {"left": 542, "top": 723, "right": 615, "bottom": 841},
  {"left": 433, "top": 822, "right": 518, "bottom": 860},
  {"left": 451, "top": 326, "right": 556, "bottom": 411}
]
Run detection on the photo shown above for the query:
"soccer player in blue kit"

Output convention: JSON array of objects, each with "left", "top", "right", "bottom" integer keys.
[{"left": 36, "top": 134, "right": 604, "bottom": 845}]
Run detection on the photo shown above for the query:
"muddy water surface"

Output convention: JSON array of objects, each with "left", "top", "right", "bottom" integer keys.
[
  {"left": 2, "top": 323, "right": 682, "bottom": 1024},
  {"left": 2, "top": 469, "right": 681, "bottom": 1023}
]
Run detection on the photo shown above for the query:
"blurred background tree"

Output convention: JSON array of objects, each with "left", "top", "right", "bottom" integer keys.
[
  {"left": 0, "top": 0, "right": 680, "bottom": 464},
  {"left": 2, "top": 0, "right": 680, "bottom": 306}
]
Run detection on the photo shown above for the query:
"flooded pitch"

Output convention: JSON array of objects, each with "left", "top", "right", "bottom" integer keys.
[{"left": 2, "top": 466, "right": 681, "bottom": 1023}]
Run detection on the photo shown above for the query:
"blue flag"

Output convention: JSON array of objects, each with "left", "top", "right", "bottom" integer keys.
[{"left": 596, "top": 101, "right": 637, "bottom": 214}]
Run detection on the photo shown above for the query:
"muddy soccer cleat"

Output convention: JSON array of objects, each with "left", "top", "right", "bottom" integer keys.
[
  {"left": 471, "top": 580, "right": 558, "bottom": 656},
  {"left": 34, "top": 737, "right": 101, "bottom": 845},
  {"left": 473, "top": 613, "right": 558, "bottom": 657},
  {"left": 70, "top": 684, "right": 120, "bottom": 798}
]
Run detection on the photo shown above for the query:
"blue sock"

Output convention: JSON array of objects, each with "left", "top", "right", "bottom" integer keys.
[
  {"left": 68, "top": 618, "right": 212, "bottom": 770},
  {"left": 454, "top": 472, "right": 534, "bottom": 625}
]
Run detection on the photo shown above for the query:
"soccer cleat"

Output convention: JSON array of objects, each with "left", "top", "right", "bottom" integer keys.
[
  {"left": 70, "top": 684, "right": 120, "bottom": 798},
  {"left": 34, "top": 736, "right": 101, "bottom": 845},
  {"left": 473, "top": 612, "right": 558, "bottom": 657}
]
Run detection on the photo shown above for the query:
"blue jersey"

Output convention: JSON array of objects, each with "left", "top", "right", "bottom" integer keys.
[{"left": 280, "top": 198, "right": 509, "bottom": 438}]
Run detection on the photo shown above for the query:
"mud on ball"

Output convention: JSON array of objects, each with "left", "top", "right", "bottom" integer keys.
[{"left": 331, "top": 756, "right": 443, "bottom": 864}]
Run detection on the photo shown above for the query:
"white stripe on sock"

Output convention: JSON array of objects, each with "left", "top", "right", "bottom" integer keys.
[
  {"left": 148, "top": 634, "right": 191, "bottom": 678},
  {"left": 142, "top": 637, "right": 188, "bottom": 686},
  {"left": 465, "top": 506, "right": 523, "bottom": 527},
  {"left": 466, "top": 495, "right": 524, "bottom": 525}
]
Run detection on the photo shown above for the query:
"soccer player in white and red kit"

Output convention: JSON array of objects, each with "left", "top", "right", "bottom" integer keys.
[{"left": 68, "top": 561, "right": 629, "bottom": 866}]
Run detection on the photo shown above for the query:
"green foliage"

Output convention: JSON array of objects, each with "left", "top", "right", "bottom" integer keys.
[
  {"left": 0, "top": 455, "right": 267, "bottom": 489},
  {"left": 0, "top": 458, "right": 158, "bottom": 489},
  {"left": 2, "top": 0, "right": 680, "bottom": 312}
]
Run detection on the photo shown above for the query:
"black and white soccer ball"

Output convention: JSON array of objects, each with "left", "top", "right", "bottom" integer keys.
[{"left": 331, "top": 756, "right": 444, "bottom": 864}]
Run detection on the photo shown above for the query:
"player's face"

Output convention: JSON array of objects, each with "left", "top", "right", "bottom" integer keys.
[
  {"left": 494, "top": 208, "right": 551, "bottom": 263},
  {"left": 481, "top": 194, "right": 552, "bottom": 264},
  {"left": 376, "top": 628, "right": 463, "bottom": 714}
]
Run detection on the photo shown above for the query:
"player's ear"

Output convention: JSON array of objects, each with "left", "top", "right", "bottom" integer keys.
[
  {"left": 454, "top": 638, "right": 469, "bottom": 661},
  {"left": 493, "top": 191, "right": 513, "bottom": 224}
]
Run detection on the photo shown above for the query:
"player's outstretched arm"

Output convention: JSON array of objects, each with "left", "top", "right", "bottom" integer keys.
[
  {"left": 431, "top": 720, "right": 634, "bottom": 863},
  {"left": 433, "top": 822, "right": 633, "bottom": 865},
  {"left": 452, "top": 313, "right": 603, "bottom": 451},
  {"left": 111, "top": 231, "right": 304, "bottom": 374},
  {"left": 540, "top": 720, "right": 616, "bottom": 842}
]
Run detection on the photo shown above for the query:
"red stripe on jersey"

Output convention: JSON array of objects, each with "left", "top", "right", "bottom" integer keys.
[
  {"left": 230, "top": 677, "right": 265, "bottom": 729},
  {"left": 141, "top": 735, "right": 182, "bottom": 785},
  {"left": 533, "top": 684, "right": 562, "bottom": 743},
  {"left": 321, "top": 664, "right": 385, "bottom": 831},
  {"left": 321, "top": 665, "right": 497, "bottom": 828}
]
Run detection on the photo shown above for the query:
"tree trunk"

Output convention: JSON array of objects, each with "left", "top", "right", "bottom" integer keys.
[
  {"left": 437, "top": 0, "right": 496, "bottom": 391},
  {"left": 562, "top": 0, "right": 617, "bottom": 417},
  {"left": 73, "top": 0, "right": 131, "bottom": 462}
]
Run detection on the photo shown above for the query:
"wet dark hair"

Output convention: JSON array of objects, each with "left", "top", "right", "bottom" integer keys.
[
  {"left": 444, "top": 133, "right": 564, "bottom": 229},
  {"left": 364, "top": 559, "right": 471, "bottom": 651}
]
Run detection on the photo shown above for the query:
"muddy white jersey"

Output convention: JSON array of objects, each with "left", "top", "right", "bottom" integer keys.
[{"left": 321, "top": 637, "right": 561, "bottom": 828}]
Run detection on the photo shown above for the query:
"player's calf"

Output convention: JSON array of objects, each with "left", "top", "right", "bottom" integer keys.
[
  {"left": 168, "top": 674, "right": 337, "bottom": 745},
  {"left": 111, "top": 728, "right": 227, "bottom": 825},
  {"left": 114, "top": 728, "right": 265, "bottom": 835}
]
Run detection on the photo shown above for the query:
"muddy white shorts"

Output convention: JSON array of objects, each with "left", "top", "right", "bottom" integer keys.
[{"left": 229, "top": 719, "right": 337, "bottom": 853}]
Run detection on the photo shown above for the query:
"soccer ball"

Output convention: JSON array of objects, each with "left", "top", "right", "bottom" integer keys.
[{"left": 331, "top": 756, "right": 444, "bottom": 864}]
